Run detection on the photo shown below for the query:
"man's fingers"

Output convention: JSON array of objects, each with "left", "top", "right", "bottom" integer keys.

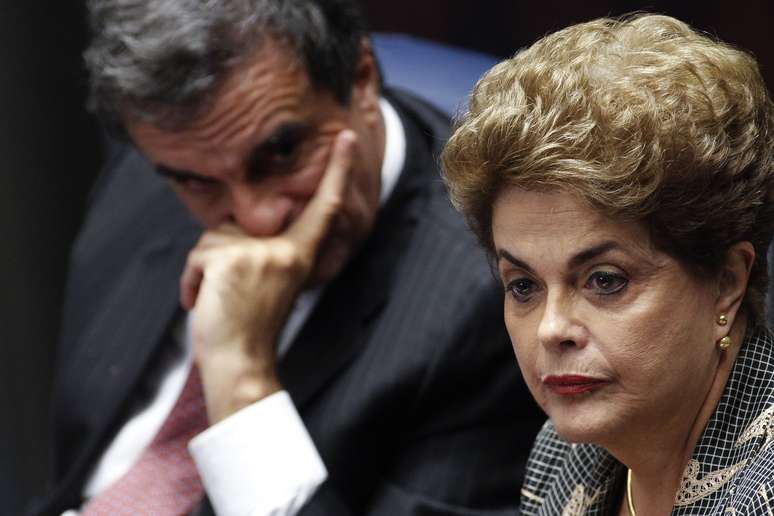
[
  {"left": 215, "top": 223, "right": 243, "bottom": 236},
  {"left": 196, "top": 230, "right": 238, "bottom": 250},
  {"left": 180, "top": 250, "right": 206, "bottom": 310},
  {"left": 182, "top": 130, "right": 354, "bottom": 302},
  {"left": 286, "top": 129, "right": 356, "bottom": 253}
]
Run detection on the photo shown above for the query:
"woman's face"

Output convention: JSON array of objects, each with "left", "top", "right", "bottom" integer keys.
[{"left": 492, "top": 188, "right": 722, "bottom": 447}]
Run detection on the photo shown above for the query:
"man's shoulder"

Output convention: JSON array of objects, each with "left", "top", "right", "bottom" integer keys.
[
  {"left": 384, "top": 87, "right": 478, "bottom": 255},
  {"left": 82, "top": 142, "right": 197, "bottom": 232},
  {"left": 60, "top": 142, "right": 199, "bottom": 352},
  {"left": 385, "top": 87, "right": 451, "bottom": 157},
  {"left": 72, "top": 142, "right": 199, "bottom": 262}
]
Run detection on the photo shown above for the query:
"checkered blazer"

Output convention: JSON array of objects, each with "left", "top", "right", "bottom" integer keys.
[{"left": 520, "top": 327, "right": 774, "bottom": 515}]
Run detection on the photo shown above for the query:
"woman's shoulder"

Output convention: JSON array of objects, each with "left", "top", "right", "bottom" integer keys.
[
  {"left": 708, "top": 327, "right": 774, "bottom": 513},
  {"left": 723, "top": 442, "right": 774, "bottom": 514},
  {"left": 519, "top": 421, "right": 574, "bottom": 509},
  {"left": 519, "top": 421, "right": 623, "bottom": 514},
  {"left": 526, "top": 420, "right": 572, "bottom": 471}
]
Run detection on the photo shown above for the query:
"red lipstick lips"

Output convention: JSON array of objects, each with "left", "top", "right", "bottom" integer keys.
[{"left": 543, "top": 375, "right": 609, "bottom": 396}]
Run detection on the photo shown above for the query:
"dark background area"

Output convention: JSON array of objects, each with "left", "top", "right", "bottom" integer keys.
[{"left": 2, "top": 1, "right": 772, "bottom": 513}]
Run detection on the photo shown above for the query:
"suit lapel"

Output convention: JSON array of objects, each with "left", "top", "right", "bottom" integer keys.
[
  {"left": 74, "top": 233, "right": 196, "bottom": 432},
  {"left": 278, "top": 94, "right": 440, "bottom": 407}
]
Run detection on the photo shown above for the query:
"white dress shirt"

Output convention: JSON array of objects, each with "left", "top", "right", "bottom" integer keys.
[{"left": 65, "top": 98, "right": 406, "bottom": 516}]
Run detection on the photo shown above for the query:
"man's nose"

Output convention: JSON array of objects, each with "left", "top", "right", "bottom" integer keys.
[
  {"left": 227, "top": 185, "right": 296, "bottom": 237},
  {"left": 536, "top": 291, "right": 586, "bottom": 349}
]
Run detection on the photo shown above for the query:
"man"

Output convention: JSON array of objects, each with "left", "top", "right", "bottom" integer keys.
[{"left": 31, "top": 1, "right": 544, "bottom": 515}]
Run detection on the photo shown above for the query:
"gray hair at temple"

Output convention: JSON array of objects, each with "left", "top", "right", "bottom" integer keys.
[{"left": 84, "top": 0, "right": 368, "bottom": 130}]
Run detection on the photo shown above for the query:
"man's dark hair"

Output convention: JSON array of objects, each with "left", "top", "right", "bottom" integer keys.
[{"left": 85, "top": 0, "right": 368, "bottom": 129}]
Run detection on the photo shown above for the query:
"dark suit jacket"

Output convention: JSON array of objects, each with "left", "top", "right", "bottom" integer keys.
[{"left": 31, "top": 90, "right": 545, "bottom": 516}]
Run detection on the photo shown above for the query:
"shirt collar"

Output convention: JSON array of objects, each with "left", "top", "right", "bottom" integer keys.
[
  {"left": 276, "top": 98, "right": 406, "bottom": 355},
  {"left": 378, "top": 97, "right": 406, "bottom": 206}
]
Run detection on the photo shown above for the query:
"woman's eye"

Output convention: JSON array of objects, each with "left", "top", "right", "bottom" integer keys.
[
  {"left": 585, "top": 271, "right": 628, "bottom": 295},
  {"left": 507, "top": 278, "right": 539, "bottom": 303}
]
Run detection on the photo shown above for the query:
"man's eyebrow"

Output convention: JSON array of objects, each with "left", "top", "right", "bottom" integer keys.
[
  {"left": 245, "top": 121, "right": 310, "bottom": 181},
  {"left": 154, "top": 166, "right": 217, "bottom": 183},
  {"left": 497, "top": 241, "right": 622, "bottom": 273}
]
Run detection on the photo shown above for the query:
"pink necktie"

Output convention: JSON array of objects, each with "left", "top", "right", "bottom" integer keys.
[{"left": 83, "top": 365, "right": 209, "bottom": 515}]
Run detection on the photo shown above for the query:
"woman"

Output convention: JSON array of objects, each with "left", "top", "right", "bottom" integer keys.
[{"left": 442, "top": 14, "right": 774, "bottom": 515}]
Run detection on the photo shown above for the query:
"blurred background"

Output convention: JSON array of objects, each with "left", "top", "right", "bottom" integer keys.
[{"left": 1, "top": 1, "right": 772, "bottom": 513}]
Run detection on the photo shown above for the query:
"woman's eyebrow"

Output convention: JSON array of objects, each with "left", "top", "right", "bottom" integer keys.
[
  {"left": 498, "top": 241, "right": 622, "bottom": 273},
  {"left": 498, "top": 250, "right": 536, "bottom": 275},
  {"left": 567, "top": 241, "right": 620, "bottom": 269}
]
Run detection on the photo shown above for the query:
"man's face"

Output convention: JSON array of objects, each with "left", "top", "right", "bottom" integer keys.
[{"left": 128, "top": 41, "right": 385, "bottom": 284}]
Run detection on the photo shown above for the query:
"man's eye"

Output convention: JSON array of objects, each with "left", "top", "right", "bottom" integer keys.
[
  {"left": 247, "top": 136, "right": 303, "bottom": 179},
  {"left": 272, "top": 137, "right": 299, "bottom": 161},
  {"left": 246, "top": 123, "right": 312, "bottom": 180},
  {"left": 585, "top": 271, "right": 628, "bottom": 295},
  {"left": 173, "top": 177, "right": 220, "bottom": 195},
  {"left": 266, "top": 133, "right": 303, "bottom": 169},
  {"left": 507, "top": 278, "right": 539, "bottom": 303}
]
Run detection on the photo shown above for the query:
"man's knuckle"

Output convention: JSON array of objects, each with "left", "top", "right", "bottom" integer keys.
[
  {"left": 217, "top": 246, "right": 258, "bottom": 273},
  {"left": 327, "top": 195, "right": 344, "bottom": 213},
  {"left": 272, "top": 242, "right": 303, "bottom": 270}
]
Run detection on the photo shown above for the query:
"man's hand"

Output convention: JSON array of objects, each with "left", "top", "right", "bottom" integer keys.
[{"left": 180, "top": 130, "right": 356, "bottom": 424}]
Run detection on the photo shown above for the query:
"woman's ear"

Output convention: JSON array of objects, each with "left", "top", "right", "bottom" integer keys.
[{"left": 714, "top": 241, "right": 755, "bottom": 337}]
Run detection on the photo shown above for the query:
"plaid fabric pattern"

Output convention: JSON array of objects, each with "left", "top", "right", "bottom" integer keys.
[{"left": 520, "top": 327, "right": 774, "bottom": 515}]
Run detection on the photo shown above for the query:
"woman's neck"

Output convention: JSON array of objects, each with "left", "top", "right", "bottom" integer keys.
[{"left": 613, "top": 317, "right": 746, "bottom": 516}]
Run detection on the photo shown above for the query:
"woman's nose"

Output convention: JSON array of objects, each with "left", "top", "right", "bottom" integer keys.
[{"left": 537, "top": 292, "right": 585, "bottom": 349}]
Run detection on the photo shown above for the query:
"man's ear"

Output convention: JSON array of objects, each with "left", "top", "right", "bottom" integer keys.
[
  {"left": 714, "top": 241, "right": 755, "bottom": 338},
  {"left": 351, "top": 37, "right": 380, "bottom": 114}
]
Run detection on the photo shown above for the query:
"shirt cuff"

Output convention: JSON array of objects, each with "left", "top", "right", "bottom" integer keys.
[{"left": 189, "top": 390, "right": 327, "bottom": 516}]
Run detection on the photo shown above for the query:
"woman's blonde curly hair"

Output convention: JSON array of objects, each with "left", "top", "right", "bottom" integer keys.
[{"left": 442, "top": 14, "right": 774, "bottom": 324}]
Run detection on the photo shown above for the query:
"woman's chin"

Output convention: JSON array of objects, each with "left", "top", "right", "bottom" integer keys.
[{"left": 549, "top": 411, "right": 619, "bottom": 445}]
